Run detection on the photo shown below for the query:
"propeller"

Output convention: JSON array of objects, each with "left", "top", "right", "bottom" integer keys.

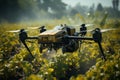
[
  {"left": 90, "top": 28, "right": 117, "bottom": 33},
  {"left": 27, "top": 27, "right": 40, "bottom": 30},
  {"left": 6, "top": 30, "right": 20, "bottom": 33},
  {"left": 73, "top": 23, "right": 94, "bottom": 27},
  {"left": 6, "top": 26, "right": 44, "bottom": 33},
  {"left": 78, "top": 28, "right": 117, "bottom": 33},
  {"left": 100, "top": 28, "right": 116, "bottom": 32},
  {"left": 6, "top": 29, "right": 28, "bottom": 33}
]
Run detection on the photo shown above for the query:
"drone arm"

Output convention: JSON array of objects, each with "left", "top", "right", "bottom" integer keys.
[
  {"left": 27, "top": 36, "right": 38, "bottom": 39},
  {"left": 67, "top": 36, "right": 93, "bottom": 40},
  {"left": 67, "top": 35, "right": 106, "bottom": 60}
]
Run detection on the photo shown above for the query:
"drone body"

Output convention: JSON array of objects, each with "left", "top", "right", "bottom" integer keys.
[
  {"left": 38, "top": 26, "right": 77, "bottom": 53},
  {"left": 17, "top": 25, "right": 106, "bottom": 60}
]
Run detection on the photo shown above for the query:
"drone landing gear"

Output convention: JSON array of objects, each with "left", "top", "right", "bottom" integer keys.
[
  {"left": 92, "top": 28, "right": 106, "bottom": 60},
  {"left": 21, "top": 42, "right": 34, "bottom": 59},
  {"left": 97, "top": 42, "right": 106, "bottom": 61}
]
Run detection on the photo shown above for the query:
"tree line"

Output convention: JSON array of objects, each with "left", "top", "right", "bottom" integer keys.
[
  {"left": 0, "top": 0, "right": 66, "bottom": 22},
  {"left": 0, "top": 0, "right": 119, "bottom": 23}
]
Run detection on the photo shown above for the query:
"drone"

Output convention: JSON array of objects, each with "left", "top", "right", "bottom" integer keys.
[{"left": 7, "top": 24, "right": 116, "bottom": 60}]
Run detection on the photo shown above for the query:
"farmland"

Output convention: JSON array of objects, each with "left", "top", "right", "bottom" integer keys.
[{"left": 0, "top": 16, "right": 120, "bottom": 80}]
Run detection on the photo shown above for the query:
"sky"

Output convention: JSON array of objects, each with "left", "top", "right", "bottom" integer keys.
[{"left": 62, "top": 0, "right": 118, "bottom": 8}]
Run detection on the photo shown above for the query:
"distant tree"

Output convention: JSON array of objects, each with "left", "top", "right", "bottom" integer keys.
[
  {"left": 37, "top": 0, "right": 67, "bottom": 18},
  {"left": 50, "top": 0, "right": 67, "bottom": 18},
  {"left": 96, "top": 3, "right": 103, "bottom": 11},
  {"left": 89, "top": 4, "right": 95, "bottom": 15},
  {"left": 0, "top": 0, "right": 20, "bottom": 22},
  {"left": 100, "top": 12, "right": 108, "bottom": 26},
  {"left": 70, "top": 9, "right": 79, "bottom": 16},
  {"left": 0, "top": 0, "right": 39, "bottom": 22},
  {"left": 112, "top": 0, "right": 119, "bottom": 11},
  {"left": 0, "top": 0, "right": 67, "bottom": 22},
  {"left": 18, "top": 0, "right": 38, "bottom": 18},
  {"left": 112, "top": 0, "right": 116, "bottom": 10},
  {"left": 72, "top": 3, "right": 88, "bottom": 16}
]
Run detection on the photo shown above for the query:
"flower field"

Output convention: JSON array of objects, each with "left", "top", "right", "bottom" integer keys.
[{"left": 0, "top": 17, "right": 120, "bottom": 80}]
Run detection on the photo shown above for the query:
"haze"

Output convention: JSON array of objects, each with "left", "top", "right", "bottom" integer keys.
[{"left": 62, "top": 0, "right": 116, "bottom": 7}]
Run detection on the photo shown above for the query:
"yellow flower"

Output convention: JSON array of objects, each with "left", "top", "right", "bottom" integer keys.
[
  {"left": 76, "top": 75, "right": 85, "bottom": 80},
  {"left": 48, "top": 68, "right": 54, "bottom": 73},
  {"left": 26, "top": 74, "right": 43, "bottom": 80}
]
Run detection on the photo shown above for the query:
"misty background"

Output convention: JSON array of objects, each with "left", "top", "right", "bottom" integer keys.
[{"left": 0, "top": 0, "right": 120, "bottom": 23}]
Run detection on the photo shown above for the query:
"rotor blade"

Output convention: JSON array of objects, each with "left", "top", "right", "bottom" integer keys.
[
  {"left": 86, "top": 24, "right": 94, "bottom": 27},
  {"left": 6, "top": 30, "right": 28, "bottom": 33},
  {"left": 27, "top": 27, "right": 40, "bottom": 30},
  {"left": 73, "top": 23, "right": 94, "bottom": 27},
  {"left": 6, "top": 30, "right": 20, "bottom": 33},
  {"left": 101, "top": 28, "right": 116, "bottom": 32}
]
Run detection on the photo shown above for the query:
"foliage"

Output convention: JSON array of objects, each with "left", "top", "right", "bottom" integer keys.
[
  {"left": 0, "top": 0, "right": 67, "bottom": 22},
  {"left": 96, "top": 3, "right": 103, "bottom": 11},
  {"left": 0, "top": 18, "right": 120, "bottom": 80},
  {"left": 85, "top": 53, "right": 120, "bottom": 80}
]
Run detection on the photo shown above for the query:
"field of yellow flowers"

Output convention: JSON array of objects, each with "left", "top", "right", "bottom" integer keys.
[{"left": 0, "top": 17, "right": 120, "bottom": 80}]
